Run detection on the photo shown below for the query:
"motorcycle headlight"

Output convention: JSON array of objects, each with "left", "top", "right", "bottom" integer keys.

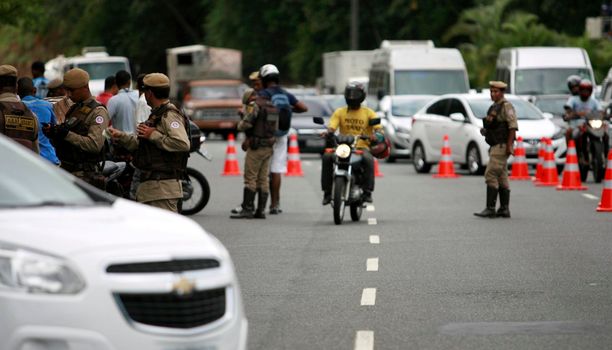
[
  {"left": 0, "top": 245, "right": 85, "bottom": 294},
  {"left": 335, "top": 144, "right": 351, "bottom": 159},
  {"left": 589, "top": 120, "right": 603, "bottom": 129}
]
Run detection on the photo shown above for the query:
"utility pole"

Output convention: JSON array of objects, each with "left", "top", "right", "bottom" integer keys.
[{"left": 351, "top": 0, "right": 358, "bottom": 50}]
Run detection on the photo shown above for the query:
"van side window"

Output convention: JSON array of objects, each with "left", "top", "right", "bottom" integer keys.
[
  {"left": 448, "top": 99, "right": 467, "bottom": 118},
  {"left": 426, "top": 99, "right": 450, "bottom": 116},
  {"left": 496, "top": 68, "right": 511, "bottom": 91}
]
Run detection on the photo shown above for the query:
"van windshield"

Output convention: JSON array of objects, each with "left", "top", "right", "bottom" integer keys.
[
  {"left": 515, "top": 68, "right": 592, "bottom": 95},
  {"left": 77, "top": 62, "right": 128, "bottom": 80},
  {"left": 395, "top": 70, "right": 469, "bottom": 95}
]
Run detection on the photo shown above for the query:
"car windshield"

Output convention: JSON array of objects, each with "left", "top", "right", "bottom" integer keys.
[
  {"left": 323, "top": 95, "right": 346, "bottom": 111},
  {"left": 395, "top": 70, "right": 469, "bottom": 95},
  {"left": 0, "top": 137, "right": 96, "bottom": 208},
  {"left": 534, "top": 97, "right": 568, "bottom": 115},
  {"left": 77, "top": 62, "right": 127, "bottom": 80},
  {"left": 468, "top": 98, "right": 543, "bottom": 120},
  {"left": 190, "top": 86, "right": 240, "bottom": 100},
  {"left": 392, "top": 98, "right": 432, "bottom": 117},
  {"left": 515, "top": 68, "right": 592, "bottom": 95},
  {"left": 300, "top": 98, "right": 333, "bottom": 117}
]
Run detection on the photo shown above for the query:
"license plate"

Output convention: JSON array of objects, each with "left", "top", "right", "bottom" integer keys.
[
  {"left": 219, "top": 122, "right": 234, "bottom": 128},
  {"left": 525, "top": 147, "right": 538, "bottom": 155}
]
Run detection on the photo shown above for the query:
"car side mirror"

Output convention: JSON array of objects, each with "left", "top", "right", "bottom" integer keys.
[
  {"left": 313, "top": 116, "right": 325, "bottom": 125},
  {"left": 449, "top": 113, "right": 466, "bottom": 123},
  {"left": 369, "top": 118, "right": 381, "bottom": 126}
]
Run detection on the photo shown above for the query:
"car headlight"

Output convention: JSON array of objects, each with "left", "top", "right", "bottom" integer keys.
[
  {"left": 335, "top": 144, "right": 351, "bottom": 159},
  {"left": 588, "top": 120, "right": 603, "bottom": 129},
  {"left": 0, "top": 245, "right": 85, "bottom": 294},
  {"left": 551, "top": 127, "right": 565, "bottom": 140}
]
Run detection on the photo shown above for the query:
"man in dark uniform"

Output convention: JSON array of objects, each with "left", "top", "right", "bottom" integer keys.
[
  {"left": 230, "top": 87, "right": 277, "bottom": 219},
  {"left": 474, "top": 81, "right": 518, "bottom": 218},
  {"left": 43, "top": 68, "right": 109, "bottom": 187},
  {"left": 0, "top": 64, "right": 40, "bottom": 153},
  {"left": 109, "top": 73, "right": 190, "bottom": 212}
]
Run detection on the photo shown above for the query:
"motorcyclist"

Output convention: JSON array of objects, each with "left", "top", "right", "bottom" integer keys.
[
  {"left": 563, "top": 79, "right": 603, "bottom": 160},
  {"left": 566, "top": 75, "right": 582, "bottom": 96},
  {"left": 321, "top": 82, "right": 384, "bottom": 205}
]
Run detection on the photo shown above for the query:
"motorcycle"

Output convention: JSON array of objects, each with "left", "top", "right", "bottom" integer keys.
[
  {"left": 103, "top": 121, "right": 211, "bottom": 215},
  {"left": 578, "top": 112, "right": 609, "bottom": 183},
  {"left": 315, "top": 117, "right": 380, "bottom": 225}
]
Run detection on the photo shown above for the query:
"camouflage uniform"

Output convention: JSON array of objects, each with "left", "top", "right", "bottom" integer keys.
[{"left": 484, "top": 98, "right": 519, "bottom": 189}]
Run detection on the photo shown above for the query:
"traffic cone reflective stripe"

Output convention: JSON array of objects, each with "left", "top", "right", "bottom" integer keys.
[
  {"left": 374, "top": 158, "right": 383, "bottom": 177},
  {"left": 596, "top": 150, "right": 612, "bottom": 212},
  {"left": 286, "top": 133, "right": 304, "bottom": 176},
  {"left": 510, "top": 136, "right": 530, "bottom": 180},
  {"left": 222, "top": 134, "right": 241, "bottom": 176},
  {"left": 433, "top": 134, "right": 459, "bottom": 178},
  {"left": 535, "top": 138, "right": 559, "bottom": 186},
  {"left": 533, "top": 137, "right": 546, "bottom": 182},
  {"left": 557, "top": 140, "right": 587, "bottom": 190}
]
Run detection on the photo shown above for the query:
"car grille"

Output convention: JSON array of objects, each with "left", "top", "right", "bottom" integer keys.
[
  {"left": 106, "top": 259, "right": 220, "bottom": 273},
  {"left": 193, "top": 108, "right": 240, "bottom": 121},
  {"left": 117, "top": 288, "right": 226, "bottom": 329}
]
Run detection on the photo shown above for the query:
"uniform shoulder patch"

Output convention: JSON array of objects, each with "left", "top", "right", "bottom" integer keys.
[
  {"left": 170, "top": 121, "right": 180, "bottom": 129},
  {"left": 95, "top": 116, "right": 104, "bottom": 124}
]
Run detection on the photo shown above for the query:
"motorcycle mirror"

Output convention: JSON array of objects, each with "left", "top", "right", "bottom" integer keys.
[
  {"left": 313, "top": 117, "right": 325, "bottom": 125},
  {"left": 368, "top": 118, "right": 381, "bottom": 126}
]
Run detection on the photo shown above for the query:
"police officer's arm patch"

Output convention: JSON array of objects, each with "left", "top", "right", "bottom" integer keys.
[
  {"left": 170, "top": 121, "right": 180, "bottom": 129},
  {"left": 95, "top": 116, "right": 104, "bottom": 124}
]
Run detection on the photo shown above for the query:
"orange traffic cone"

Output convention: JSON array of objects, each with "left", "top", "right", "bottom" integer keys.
[
  {"left": 533, "top": 137, "right": 546, "bottom": 182},
  {"left": 510, "top": 136, "right": 530, "bottom": 180},
  {"left": 557, "top": 139, "right": 587, "bottom": 191},
  {"left": 535, "top": 138, "right": 559, "bottom": 187},
  {"left": 221, "top": 134, "right": 241, "bottom": 176},
  {"left": 433, "top": 135, "right": 459, "bottom": 178},
  {"left": 285, "top": 133, "right": 304, "bottom": 176},
  {"left": 374, "top": 158, "right": 384, "bottom": 177},
  {"left": 596, "top": 150, "right": 612, "bottom": 212}
]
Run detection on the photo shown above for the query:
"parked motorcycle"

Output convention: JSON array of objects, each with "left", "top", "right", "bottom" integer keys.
[
  {"left": 315, "top": 117, "right": 380, "bottom": 225},
  {"left": 578, "top": 112, "right": 609, "bottom": 183}
]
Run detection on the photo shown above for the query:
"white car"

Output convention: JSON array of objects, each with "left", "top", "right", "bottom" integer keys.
[
  {"left": 378, "top": 95, "right": 435, "bottom": 162},
  {"left": 410, "top": 94, "right": 566, "bottom": 175},
  {"left": 0, "top": 135, "right": 247, "bottom": 349}
]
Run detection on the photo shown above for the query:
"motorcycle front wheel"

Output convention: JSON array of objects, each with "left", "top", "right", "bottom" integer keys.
[
  {"left": 333, "top": 177, "right": 347, "bottom": 225},
  {"left": 179, "top": 167, "right": 211, "bottom": 216},
  {"left": 350, "top": 202, "right": 363, "bottom": 222},
  {"left": 591, "top": 140, "right": 605, "bottom": 183}
]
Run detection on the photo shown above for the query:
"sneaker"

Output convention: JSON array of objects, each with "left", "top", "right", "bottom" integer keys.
[
  {"left": 322, "top": 193, "right": 331, "bottom": 205},
  {"left": 269, "top": 206, "right": 283, "bottom": 214}
]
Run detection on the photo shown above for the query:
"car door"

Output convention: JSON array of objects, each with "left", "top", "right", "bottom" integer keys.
[
  {"left": 423, "top": 98, "right": 451, "bottom": 158},
  {"left": 445, "top": 98, "right": 471, "bottom": 163}
]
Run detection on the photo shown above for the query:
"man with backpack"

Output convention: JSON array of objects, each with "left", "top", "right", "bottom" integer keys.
[{"left": 257, "top": 64, "right": 307, "bottom": 214}]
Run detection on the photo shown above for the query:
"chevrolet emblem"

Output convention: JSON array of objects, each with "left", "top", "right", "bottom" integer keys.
[{"left": 172, "top": 277, "right": 196, "bottom": 296}]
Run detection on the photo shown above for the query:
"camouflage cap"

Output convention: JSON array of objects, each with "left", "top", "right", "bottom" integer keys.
[
  {"left": 143, "top": 73, "right": 169, "bottom": 88},
  {"left": 489, "top": 81, "right": 508, "bottom": 89},
  {"left": 249, "top": 71, "right": 260, "bottom": 81},
  {"left": 63, "top": 68, "right": 89, "bottom": 89},
  {"left": 47, "top": 78, "right": 63, "bottom": 89},
  {"left": 0, "top": 65, "right": 18, "bottom": 77}
]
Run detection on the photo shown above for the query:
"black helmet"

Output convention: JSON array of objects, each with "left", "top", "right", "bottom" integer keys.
[
  {"left": 344, "top": 81, "right": 366, "bottom": 109},
  {"left": 567, "top": 75, "right": 582, "bottom": 95},
  {"left": 578, "top": 79, "right": 593, "bottom": 101}
]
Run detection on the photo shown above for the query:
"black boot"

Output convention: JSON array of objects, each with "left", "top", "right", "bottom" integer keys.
[
  {"left": 497, "top": 188, "right": 511, "bottom": 218},
  {"left": 254, "top": 190, "right": 268, "bottom": 219},
  {"left": 230, "top": 188, "right": 255, "bottom": 219},
  {"left": 474, "top": 186, "right": 498, "bottom": 218},
  {"left": 322, "top": 191, "right": 331, "bottom": 205}
]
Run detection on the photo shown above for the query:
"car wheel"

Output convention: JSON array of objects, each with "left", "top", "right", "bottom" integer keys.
[
  {"left": 466, "top": 143, "right": 484, "bottom": 175},
  {"left": 412, "top": 142, "right": 431, "bottom": 173}
]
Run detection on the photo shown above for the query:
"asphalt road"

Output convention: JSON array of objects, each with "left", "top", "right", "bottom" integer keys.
[{"left": 189, "top": 138, "right": 612, "bottom": 350}]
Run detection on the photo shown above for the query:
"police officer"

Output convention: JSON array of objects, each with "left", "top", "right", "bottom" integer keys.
[
  {"left": 474, "top": 81, "right": 518, "bottom": 218},
  {"left": 0, "top": 65, "right": 40, "bottom": 153},
  {"left": 43, "top": 68, "right": 108, "bottom": 187},
  {"left": 109, "top": 73, "right": 190, "bottom": 212},
  {"left": 231, "top": 87, "right": 277, "bottom": 219}
]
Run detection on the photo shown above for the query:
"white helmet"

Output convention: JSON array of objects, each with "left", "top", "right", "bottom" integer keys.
[{"left": 259, "top": 64, "right": 279, "bottom": 77}]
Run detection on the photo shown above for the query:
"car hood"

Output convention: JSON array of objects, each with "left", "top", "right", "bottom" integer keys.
[
  {"left": 0, "top": 199, "right": 221, "bottom": 257},
  {"left": 516, "top": 119, "right": 555, "bottom": 139}
]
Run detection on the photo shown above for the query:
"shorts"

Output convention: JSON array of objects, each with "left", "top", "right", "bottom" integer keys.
[{"left": 270, "top": 134, "right": 288, "bottom": 173}]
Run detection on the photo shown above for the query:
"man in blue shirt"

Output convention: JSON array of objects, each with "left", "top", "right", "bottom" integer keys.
[
  {"left": 107, "top": 70, "right": 138, "bottom": 133},
  {"left": 17, "top": 77, "right": 60, "bottom": 165},
  {"left": 31, "top": 61, "right": 49, "bottom": 99}
]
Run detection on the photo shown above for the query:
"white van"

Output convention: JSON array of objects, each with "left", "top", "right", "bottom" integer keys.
[
  {"left": 46, "top": 47, "right": 131, "bottom": 96},
  {"left": 367, "top": 40, "right": 470, "bottom": 106},
  {"left": 495, "top": 47, "right": 595, "bottom": 96}
]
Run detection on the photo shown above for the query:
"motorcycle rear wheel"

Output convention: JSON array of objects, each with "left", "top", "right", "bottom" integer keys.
[
  {"left": 350, "top": 203, "right": 363, "bottom": 222},
  {"left": 333, "top": 177, "right": 347, "bottom": 225},
  {"left": 591, "top": 141, "right": 605, "bottom": 183},
  {"left": 179, "top": 167, "right": 210, "bottom": 216}
]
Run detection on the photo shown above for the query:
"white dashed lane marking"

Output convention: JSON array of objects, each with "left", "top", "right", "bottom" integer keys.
[
  {"left": 354, "top": 331, "right": 374, "bottom": 350},
  {"left": 367, "top": 258, "right": 379, "bottom": 272},
  {"left": 369, "top": 235, "right": 380, "bottom": 244},
  {"left": 366, "top": 205, "right": 375, "bottom": 212},
  {"left": 361, "top": 288, "right": 377, "bottom": 306},
  {"left": 583, "top": 193, "right": 599, "bottom": 201},
  {"left": 368, "top": 218, "right": 377, "bottom": 225}
]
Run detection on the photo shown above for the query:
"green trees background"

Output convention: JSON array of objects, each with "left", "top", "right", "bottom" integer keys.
[{"left": 0, "top": 0, "right": 607, "bottom": 88}]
